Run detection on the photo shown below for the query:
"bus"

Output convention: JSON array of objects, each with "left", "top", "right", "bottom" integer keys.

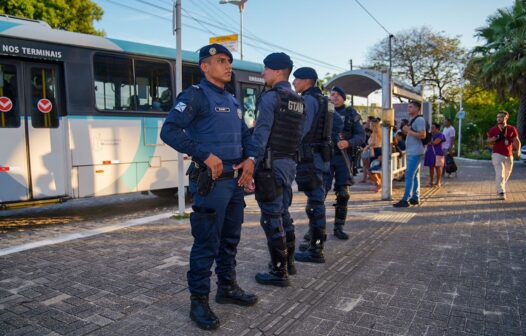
[{"left": 0, "top": 15, "right": 265, "bottom": 208}]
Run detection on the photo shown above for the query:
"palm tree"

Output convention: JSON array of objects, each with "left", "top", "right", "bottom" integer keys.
[{"left": 468, "top": 0, "right": 526, "bottom": 143}]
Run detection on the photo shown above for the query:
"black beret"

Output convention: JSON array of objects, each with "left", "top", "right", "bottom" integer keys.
[
  {"left": 199, "top": 43, "right": 233, "bottom": 64},
  {"left": 263, "top": 52, "right": 293, "bottom": 70},
  {"left": 293, "top": 67, "right": 318, "bottom": 80},
  {"left": 331, "top": 86, "right": 346, "bottom": 100}
]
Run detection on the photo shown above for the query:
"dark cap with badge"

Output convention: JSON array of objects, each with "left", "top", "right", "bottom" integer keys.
[
  {"left": 293, "top": 67, "right": 318, "bottom": 80},
  {"left": 199, "top": 43, "right": 233, "bottom": 64},
  {"left": 331, "top": 86, "right": 346, "bottom": 100},
  {"left": 263, "top": 52, "right": 293, "bottom": 70}
]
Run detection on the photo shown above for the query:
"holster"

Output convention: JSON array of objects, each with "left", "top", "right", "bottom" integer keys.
[
  {"left": 254, "top": 169, "right": 283, "bottom": 202},
  {"left": 295, "top": 162, "right": 321, "bottom": 192},
  {"left": 319, "top": 141, "right": 333, "bottom": 162},
  {"left": 298, "top": 143, "right": 314, "bottom": 163},
  {"left": 196, "top": 166, "right": 214, "bottom": 197}
]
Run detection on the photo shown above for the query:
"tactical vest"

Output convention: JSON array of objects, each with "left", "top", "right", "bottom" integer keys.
[
  {"left": 307, "top": 93, "right": 334, "bottom": 144},
  {"left": 267, "top": 88, "right": 305, "bottom": 158},
  {"left": 187, "top": 84, "right": 243, "bottom": 162}
]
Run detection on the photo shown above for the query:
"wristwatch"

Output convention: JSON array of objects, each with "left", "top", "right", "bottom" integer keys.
[{"left": 248, "top": 156, "right": 256, "bottom": 163}]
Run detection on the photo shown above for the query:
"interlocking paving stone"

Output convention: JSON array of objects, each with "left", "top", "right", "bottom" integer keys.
[{"left": 0, "top": 159, "right": 525, "bottom": 335}]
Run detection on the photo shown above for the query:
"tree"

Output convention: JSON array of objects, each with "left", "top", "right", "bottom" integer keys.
[
  {"left": 366, "top": 27, "right": 466, "bottom": 103},
  {"left": 0, "top": 0, "right": 104, "bottom": 36},
  {"left": 467, "top": 0, "right": 526, "bottom": 143}
]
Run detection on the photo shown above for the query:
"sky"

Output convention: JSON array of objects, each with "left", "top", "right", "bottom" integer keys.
[{"left": 92, "top": 0, "right": 514, "bottom": 78}]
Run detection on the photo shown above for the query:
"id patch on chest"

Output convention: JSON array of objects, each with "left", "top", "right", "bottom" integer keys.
[{"left": 215, "top": 107, "right": 231, "bottom": 113}]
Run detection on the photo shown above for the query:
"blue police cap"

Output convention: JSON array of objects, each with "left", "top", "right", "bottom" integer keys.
[
  {"left": 199, "top": 43, "right": 233, "bottom": 64},
  {"left": 293, "top": 67, "right": 318, "bottom": 80},
  {"left": 331, "top": 86, "right": 346, "bottom": 100},
  {"left": 263, "top": 52, "right": 293, "bottom": 70}
]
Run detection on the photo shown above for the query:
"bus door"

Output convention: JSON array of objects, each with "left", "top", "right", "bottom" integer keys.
[
  {"left": 0, "top": 60, "right": 66, "bottom": 203},
  {"left": 240, "top": 83, "right": 260, "bottom": 129}
]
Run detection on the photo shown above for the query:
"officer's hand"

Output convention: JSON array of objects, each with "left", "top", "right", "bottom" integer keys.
[
  {"left": 204, "top": 154, "right": 223, "bottom": 180},
  {"left": 337, "top": 140, "right": 350, "bottom": 150},
  {"left": 402, "top": 125, "right": 410, "bottom": 134},
  {"left": 234, "top": 159, "right": 255, "bottom": 187},
  {"left": 244, "top": 179, "right": 255, "bottom": 193}
]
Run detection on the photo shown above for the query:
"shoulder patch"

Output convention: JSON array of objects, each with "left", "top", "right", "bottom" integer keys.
[{"left": 175, "top": 102, "right": 187, "bottom": 113}]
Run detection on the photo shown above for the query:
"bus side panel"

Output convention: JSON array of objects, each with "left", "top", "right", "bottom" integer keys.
[
  {"left": 27, "top": 121, "right": 68, "bottom": 198},
  {"left": 78, "top": 163, "right": 136, "bottom": 197},
  {"left": 69, "top": 116, "right": 187, "bottom": 196},
  {"left": 0, "top": 128, "right": 30, "bottom": 202}
]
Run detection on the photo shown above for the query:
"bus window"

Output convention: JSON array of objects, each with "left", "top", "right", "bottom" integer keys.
[
  {"left": 30, "top": 68, "right": 59, "bottom": 128},
  {"left": 94, "top": 54, "right": 134, "bottom": 111},
  {"left": 242, "top": 86, "right": 258, "bottom": 128},
  {"left": 134, "top": 60, "right": 172, "bottom": 112},
  {"left": 0, "top": 63, "right": 20, "bottom": 128},
  {"left": 182, "top": 65, "right": 202, "bottom": 90}
]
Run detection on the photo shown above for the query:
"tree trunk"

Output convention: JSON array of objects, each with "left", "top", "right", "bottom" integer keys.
[{"left": 518, "top": 91, "right": 526, "bottom": 144}]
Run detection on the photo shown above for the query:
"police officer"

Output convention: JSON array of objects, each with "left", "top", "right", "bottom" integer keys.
[
  {"left": 252, "top": 52, "right": 305, "bottom": 287},
  {"left": 323, "top": 86, "right": 365, "bottom": 240},
  {"left": 292, "top": 67, "right": 333, "bottom": 263},
  {"left": 160, "top": 43, "right": 258, "bottom": 331}
]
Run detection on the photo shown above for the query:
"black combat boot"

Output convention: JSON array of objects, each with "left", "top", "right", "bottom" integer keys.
[
  {"left": 216, "top": 281, "right": 258, "bottom": 306},
  {"left": 294, "top": 228, "right": 326, "bottom": 263},
  {"left": 256, "top": 239, "right": 290, "bottom": 287},
  {"left": 285, "top": 231, "right": 297, "bottom": 275},
  {"left": 190, "top": 295, "right": 220, "bottom": 330},
  {"left": 334, "top": 205, "right": 349, "bottom": 240}
]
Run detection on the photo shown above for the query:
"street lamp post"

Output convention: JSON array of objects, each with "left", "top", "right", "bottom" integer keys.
[{"left": 219, "top": 0, "right": 247, "bottom": 60}]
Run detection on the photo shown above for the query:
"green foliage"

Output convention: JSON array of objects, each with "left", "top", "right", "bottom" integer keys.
[
  {"left": 441, "top": 84, "right": 518, "bottom": 155},
  {"left": 467, "top": 0, "right": 526, "bottom": 143},
  {"left": 0, "top": 0, "right": 104, "bottom": 36},
  {"left": 366, "top": 27, "right": 467, "bottom": 103}
]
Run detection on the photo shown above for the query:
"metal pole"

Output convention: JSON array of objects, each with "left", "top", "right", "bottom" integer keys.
[
  {"left": 174, "top": 0, "right": 185, "bottom": 216},
  {"left": 349, "top": 59, "right": 354, "bottom": 107},
  {"left": 239, "top": 5, "right": 243, "bottom": 60},
  {"left": 380, "top": 34, "right": 394, "bottom": 200},
  {"left": 457, "top": 77, "right": 464, "bottom": 158}
]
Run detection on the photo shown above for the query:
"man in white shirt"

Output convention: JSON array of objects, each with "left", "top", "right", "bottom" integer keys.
[{"left": 442, "top": 118, "right": 456, "bottom": 178}]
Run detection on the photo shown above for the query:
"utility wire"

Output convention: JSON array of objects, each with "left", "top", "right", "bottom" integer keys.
[
  {"left": 354, "top": 0, "right": 393, "bottom": 36},
  {"left": 102, "top": 0, "right": 345, "bottom": 71}
]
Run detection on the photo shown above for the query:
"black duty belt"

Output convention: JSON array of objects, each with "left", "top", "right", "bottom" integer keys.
[{"left": 217, "top": 169, "right": 242, "bottom": 180}]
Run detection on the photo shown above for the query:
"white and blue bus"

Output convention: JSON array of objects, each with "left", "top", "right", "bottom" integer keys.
[{"left": 0, "top": 15, "right": 265, "bottom": 208}]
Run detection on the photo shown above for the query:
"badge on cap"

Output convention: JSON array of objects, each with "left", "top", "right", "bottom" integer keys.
[{"left": 209, "top": 47, "right": 217, "bottom": 56}]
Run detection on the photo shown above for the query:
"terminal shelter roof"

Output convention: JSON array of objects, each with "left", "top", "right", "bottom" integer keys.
[{"left": 324, "top": 69, "right": 423, "bottom": 101}]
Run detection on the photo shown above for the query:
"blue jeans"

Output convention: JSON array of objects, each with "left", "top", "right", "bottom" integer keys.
[{"left": 402, "top": 154, "right": 423, "bottom": 202}]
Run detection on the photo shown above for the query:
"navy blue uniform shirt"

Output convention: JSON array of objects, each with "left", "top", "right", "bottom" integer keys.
[{"left": 160, "top": 78, "right": 256, "bottom": 162}]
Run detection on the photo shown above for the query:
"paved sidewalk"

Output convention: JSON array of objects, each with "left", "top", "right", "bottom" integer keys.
[{"left": 0, "top": 159, "right": 525, "bottom": 335}]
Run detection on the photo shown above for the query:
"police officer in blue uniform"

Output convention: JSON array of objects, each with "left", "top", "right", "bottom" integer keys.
[
  {"left": 291, "top": 67, "right": 333, "bottom": 263},
  {"left": 324, "top": 86, "right": 365, "bottom": 240},
  {"left": 160, "top": 44, "right": 258, "bottom": 331},
  {"left": 252, "top": 53, "right": 305, "bottom": 287}
]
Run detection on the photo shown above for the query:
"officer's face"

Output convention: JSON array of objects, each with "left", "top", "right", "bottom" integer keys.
[
  {"left": 201, "top": 54, "right": 232, "bottom": 86},
  {"left": 330, "top": 91, "right": 344, "bottom": 107},
  {"left": 262, "top": 67, "right": 280, "bottom": 87},
  {"left": 292, "top": 78, "right": 309, "bottom": 93}
]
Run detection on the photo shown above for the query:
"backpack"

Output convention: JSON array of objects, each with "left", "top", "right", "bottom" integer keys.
[{"left": 409, "top": 116, "right": 432, "bottom": 145}]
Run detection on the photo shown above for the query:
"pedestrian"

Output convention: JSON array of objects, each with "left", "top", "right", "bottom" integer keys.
[
  {"left": 393, "top": 100, "right": 426, "bottom": 207},
  {"left": 423, "top": 122, "right": 446, "bottom": 187},
  {"left": 160, "top": 43, "right": 258, "bottom": 331},
  {"left": 487, "top": 111, "right": 521, "bottom": 200},
  {"left": 252, "top": 52, "right": 305, "bottom": 287},
  {"left": 323, "top": 86, "right": 365, "bottom": 239},
  {"left": 441, "top": 118, "right": 456, "bottom": 177},
  {"left": 292, "top": 67, "right": 333, "bottom": 264}
]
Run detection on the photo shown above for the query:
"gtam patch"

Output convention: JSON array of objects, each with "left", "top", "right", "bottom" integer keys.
[{"left": 215, "top": 107, "right": 230, "bottom": 112}]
